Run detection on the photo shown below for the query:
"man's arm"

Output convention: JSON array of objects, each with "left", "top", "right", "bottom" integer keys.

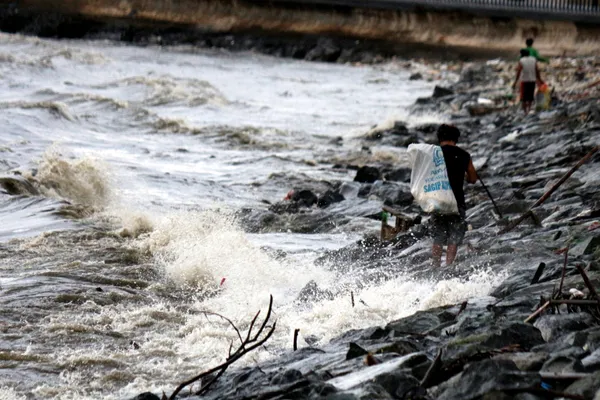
[
  {"left": 530, "top": 48, "right": 549, "bottom": 63},
  {"left": 466, "top": 159, "right": 477, "bottom": 184},
  {"left": 513, "top": 63, "right": 522, "bottom": 88}
]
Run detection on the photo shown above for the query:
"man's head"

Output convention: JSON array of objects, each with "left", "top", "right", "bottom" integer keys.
[
  {"left": 526, "top": 38, "right": 534, "bottom": 47},
  {"left": 437, "top": 124, "right": 460, "bottom": 144},
  {"left": 520, "top": 49, "right": 530, "bottom": 58}
]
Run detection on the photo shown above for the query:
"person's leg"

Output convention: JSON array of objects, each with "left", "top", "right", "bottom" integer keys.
[
  {"left": 430, "top": 214, "right": 447, "bottom": 267},
  {"left": 446, "top": 214, "right": 467, "bottom": 266},
  {"left": 432, "top": 244, "right": 443, "bottom": 268},
  {"left": 446, "top": 244, "right": 458, "bottom": 265}
]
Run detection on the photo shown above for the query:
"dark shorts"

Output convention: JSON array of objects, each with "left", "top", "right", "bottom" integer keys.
[
  {"left": 521, "top": 82, "right": 536, "bottom": 103},
  {"left": 431, "top": 213, "right": 467, "bottom": 246}
]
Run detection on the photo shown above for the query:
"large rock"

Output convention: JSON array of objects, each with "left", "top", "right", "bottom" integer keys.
[
  {"left": 582, "top": 349, "right": 600, "bottom": 372},
  {"left": 541, "top": 355, "right": 583, "bottom": 373},
  {"left": 534, "top": 313, "right": 596, "bottom": 342},
  {"left": 383, "top": 167, "right": 411, "bottom": 183},
  {"left": 270, "top": 369, "right": 304, "bottom": 385},
  {"left": 570, "top": 235, "right": 600, "bottom": 257},
  {"left": 131, "top": 393, "right": 160, "bottom": 400},
  {"left": 305, "top": 38, "right": 341, "bottom": 62},
  {"left": 493, "top": 352, "right": 549, "bottom": 371},
  {"left": 296, "top": 280, "right": 334, "bottom": 303},
  {"left": 373, "top": 371, "right": 421, "bottom": 398},
  {"left": 354, "top": 166, "right": 380, "bottom": 183},
  {"left": 436, "top": 359, "right": 540, "bottom": 400},
  {"left": 386, "top": 310, "right": 444, "bottom": 335},
  {"left": 432, "top": 85, "right": 454, "bottom": 98},
  {"left": 317, "top": 190, "right": 344, "bottom": 208},
  {"left": 566, "top": 371, "right": 600, "bottom": 399}
]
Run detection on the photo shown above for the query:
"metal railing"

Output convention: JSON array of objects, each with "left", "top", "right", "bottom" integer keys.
[{"left": 260, "top": 0, "right": 600, "bottom": 22}]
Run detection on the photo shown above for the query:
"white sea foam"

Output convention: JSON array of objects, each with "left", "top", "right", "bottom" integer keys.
[{"left": 0, "top": 386, "right": 26, "bottom": 400}]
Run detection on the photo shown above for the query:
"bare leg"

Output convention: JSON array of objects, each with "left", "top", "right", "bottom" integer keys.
[
  {"left": 432, "top": 244, "right": 443, "bottom": 268},
  {"left": 446, "top": 244, "right": 458, "bottom": 265}
]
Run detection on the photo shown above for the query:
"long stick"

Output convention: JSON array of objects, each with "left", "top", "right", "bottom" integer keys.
[
  {"left": 499, "top": 146, "right": 599, "bottom": 235},
  {"left": 575, "top": 264, "right": 600, "bottom": 305},
  {"left": 293, "top": 329, "right": 300, "bottom": 351},
  {"left": 477, "top": 175, "right": 503, "bottom": 219},
  {"left": 524, "top": 301, "right": 550, "bottom": 323}
]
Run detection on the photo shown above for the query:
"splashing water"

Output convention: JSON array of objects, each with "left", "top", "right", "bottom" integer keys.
[{"left": 33, "top": 149, "right": 113, "bottom": 209}]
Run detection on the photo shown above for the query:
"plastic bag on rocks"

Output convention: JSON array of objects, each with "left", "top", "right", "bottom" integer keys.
[{"left": 407, "top": 144, "right": 458, "bottom": 215}]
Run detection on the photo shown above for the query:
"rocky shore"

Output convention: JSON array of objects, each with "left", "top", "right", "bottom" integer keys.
[{"left": 131, "top": 57, "right": 600, "bottom": 399}]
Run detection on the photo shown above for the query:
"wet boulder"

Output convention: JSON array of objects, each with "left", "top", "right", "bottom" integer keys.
[
  {"left": 365, "top": 121, "right": 409, "bottom": 141},
  {"left": 493, "top": 352, "right": 549, "bottom": 372},
  {"left": 533, "top": 313, "right": 596, "bottom": 342},
  {"left": 354, "top": 166, "right": 380, "bottom": 183},
  {"left": 432, "top": 85, "right": 454, "bottom": 98},
  {"left": 296, "top": 280, "right": 334, "bottom": 303},
  {"left": 386, "top": 308, "right": 446, "bottom": 335},
  {"left": 131, "top": 393, "right": 160, "bottom": 400},
  {"left": 317, "top": 190, "right": 344, "bottom": 208},
  {"left": 291, "top": 189, "right": 318, "bottom": 207},
  {"left": 270, "top": 369, "right": 304, "bottom": 385},
  {"left": 369, "top": 181, "right": 413, "bottom": 207},
  {"left": 373, "top": 371, "right": 421, "bottom": 398},
  {"left": 570, "top": 235, "right": 600, "bottom": 257},
  {"left": 305, "top": 38, "right": 341, "bottom": 62},
  {"left": 540, "top": 355, "right": 583, "bottom": 373},
  {"left": 566, "top": 371, "right": 600, "bottom": 399},
  {"left": 383, "top": 167, "right": 411, "bottom": 183},
  {"left": 434, "top": 359, "right": 540, "bottom": 400},
  {"left": 582, "top": 349, "right": 600, "bottom": 372},
  {"left": 346, "top": 342, "right": 368, "bottom": 360}
]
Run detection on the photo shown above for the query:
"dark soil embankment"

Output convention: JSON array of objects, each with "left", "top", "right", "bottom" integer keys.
[{"left": 2, "top": 0, "right": 600, "bottom": 63}]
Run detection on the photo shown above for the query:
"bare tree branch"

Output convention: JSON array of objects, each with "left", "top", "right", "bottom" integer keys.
[
  {"left": 168, "top": 295, "right": 276, "bottom": 400},
  {"left": 199, "top": 310, "right": 244, "bottom": 346}
]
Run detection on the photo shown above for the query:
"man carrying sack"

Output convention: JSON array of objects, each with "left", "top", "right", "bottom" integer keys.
[{"left": 408, "top": 125, "right": 477, "bottom": 267}]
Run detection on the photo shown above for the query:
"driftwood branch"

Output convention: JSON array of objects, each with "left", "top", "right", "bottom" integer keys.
[
  {"left": 531, "top": 262, "right": 546, "bottom": 285},
  {"left": 524, "top": 301, "right": 550, "bottom": 324},
  {"left": 575, "top": 264, "right": 600, "bottom": 305},
  {"left": 168, "top": 295, "right": 277, "bottom": 399},
  {"left": 199, "top": 311, "right": 244, "bottom": 346},
  {"left": 420, "top": 348, "right": 443, "bottom": 388}
]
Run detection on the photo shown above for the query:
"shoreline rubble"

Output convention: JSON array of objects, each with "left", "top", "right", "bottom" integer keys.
[{"left": 144, "top": 57, "right": 600, "bottom": 399}]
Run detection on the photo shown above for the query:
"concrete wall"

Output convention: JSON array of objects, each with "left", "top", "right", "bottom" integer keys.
[{"left": 7, "top": 0, "right": 600, "bottom": 55}]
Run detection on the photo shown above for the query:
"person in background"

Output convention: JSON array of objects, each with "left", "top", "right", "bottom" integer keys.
[
  {"left": 513, "top": 49, "right": 544, "bottom": 114},
  {"left": 431, "top": 125, "right": 477, "bottom": 268},
  {"left": 526, "top": 38, "right": 549, "bottom": 63}
]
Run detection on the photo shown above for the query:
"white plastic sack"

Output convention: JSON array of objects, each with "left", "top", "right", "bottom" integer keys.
[{"left": 407, "top": 144, "right": 459, "bottom": 215}]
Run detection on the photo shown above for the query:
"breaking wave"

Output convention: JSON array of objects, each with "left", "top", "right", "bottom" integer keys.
[
  {"left": 0, "top": 101, "right": 75, "bottom": 121},
  {"left": 26, "top": 149, "right": 112, "bottom": 210},
  {"left": 139, "top": 210, "right": 280, "bottom": 291},
  {"left": 94, "top": 75, "right": 228, "bottom": 107}
]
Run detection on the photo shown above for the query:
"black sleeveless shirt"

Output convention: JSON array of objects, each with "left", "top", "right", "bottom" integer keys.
[{"left": 441, "top": 145, "right": 471, "bottom": 210}]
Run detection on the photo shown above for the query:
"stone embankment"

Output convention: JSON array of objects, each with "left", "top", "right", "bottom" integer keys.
[
  {"left": 3, "top": 0, "right": 600, "bottom": 60},
  {"left": 137, "top": 57, "right": 600, "bottom": 399}
]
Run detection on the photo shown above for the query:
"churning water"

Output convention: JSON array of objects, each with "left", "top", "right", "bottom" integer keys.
[{"left": 0, "top": 33, "right": 506, "bottom": 399}]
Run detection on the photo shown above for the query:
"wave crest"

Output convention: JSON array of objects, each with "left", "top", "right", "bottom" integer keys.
[{"left": 32, "top": 150, "right": 112, "bottom": 210}]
